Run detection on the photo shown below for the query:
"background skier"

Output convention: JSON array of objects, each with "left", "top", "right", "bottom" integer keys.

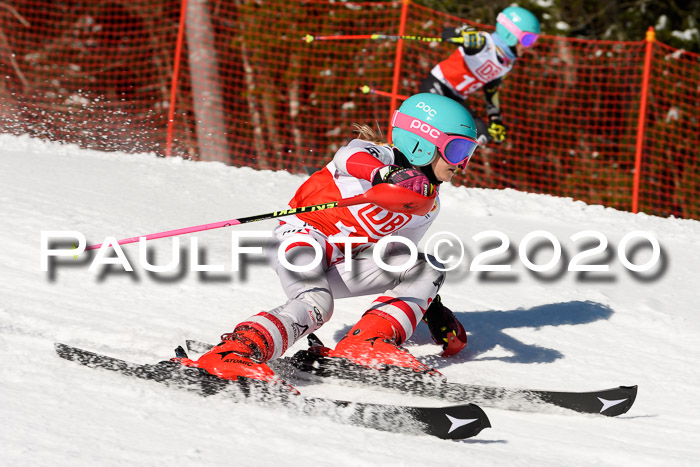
[{"left": 419, "top": 6, "right": 541, "bottom": 144}]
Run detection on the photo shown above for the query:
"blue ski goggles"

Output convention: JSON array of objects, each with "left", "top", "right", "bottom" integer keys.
[{"left": 392, "top": 110, "right": 479, "bottom": 169}]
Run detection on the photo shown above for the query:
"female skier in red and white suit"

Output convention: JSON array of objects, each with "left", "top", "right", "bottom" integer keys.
[{"left": 175, "top": 93, "right": 478, "bottom": 382}]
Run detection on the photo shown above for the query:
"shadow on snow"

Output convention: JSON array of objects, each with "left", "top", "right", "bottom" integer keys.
[{"left": 334, "top": 300, "right": 613, "bottom": 366}]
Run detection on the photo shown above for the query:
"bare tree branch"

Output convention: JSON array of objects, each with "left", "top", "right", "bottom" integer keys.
[
  {"left": 0, "top": 1, "right": 30, "bottom": 89},
  {"left": 0, "top": 1, "right": 30, "bottom": 27}
]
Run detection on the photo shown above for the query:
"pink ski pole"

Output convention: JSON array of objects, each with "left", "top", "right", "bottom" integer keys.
[{"left": 86, "top": 184, "right": 436, "bottom": 250}]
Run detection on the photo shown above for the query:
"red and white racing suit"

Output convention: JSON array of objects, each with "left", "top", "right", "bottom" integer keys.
[
  {"left": 428, "top": 32, "right": 514, "bottom": 100},
  {"left": 237, "top": 139, "right": 445, "bottom": 360}
]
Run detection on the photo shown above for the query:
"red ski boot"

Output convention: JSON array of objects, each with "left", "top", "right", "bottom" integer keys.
[
  {"left": 329, "top": 313, "right": 441, "bottom": 376},
  {"left": 173, "top": 327, "right": 290, "bottom": 387}
]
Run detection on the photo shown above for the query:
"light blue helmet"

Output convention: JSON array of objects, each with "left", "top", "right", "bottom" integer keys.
[
  {"left": 496, "top": 6, "right": 541, "bottom": 47},
  {"left": 391, "top": 93, "right": 477, "bottom": 167}
]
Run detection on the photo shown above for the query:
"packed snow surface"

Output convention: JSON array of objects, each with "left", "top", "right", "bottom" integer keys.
[{"left": 1, "top": 134, "right": 699, "bottom": 466}]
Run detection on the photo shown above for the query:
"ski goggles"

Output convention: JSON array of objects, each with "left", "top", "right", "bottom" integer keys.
[
  {"left": 391, "top": 110, "right": 479, "bottom": 168},
  {"left": 497, "top": 13, "right": 539, "bottom": 47}
]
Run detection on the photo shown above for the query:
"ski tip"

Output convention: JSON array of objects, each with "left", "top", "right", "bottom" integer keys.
[
  {"left": 468, "top": 402, "right": 492, "bottom": 431},
  {"left": 598, "top": 385, "right": 638, "bottom": 417},
  {"left": 443, "top": 404, "right": 491, "bottom": 440},
  {"left": 418, "top": 402, "right": 491, "bottom": 440},
  {"left": 618, "top": 385, "right": 638, "bottom": 414}
]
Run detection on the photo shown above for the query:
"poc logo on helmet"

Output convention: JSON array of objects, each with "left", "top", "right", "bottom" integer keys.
[
  {"left": 410, "top": 119, "right": 440, "bottom": 139},
  {"left": 416, "top": 101, "right": 437, "bottom": 117}
]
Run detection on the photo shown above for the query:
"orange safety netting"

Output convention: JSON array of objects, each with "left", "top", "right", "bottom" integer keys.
[{"left": 1, "top": 0, "right": 698, "bottom": 219}]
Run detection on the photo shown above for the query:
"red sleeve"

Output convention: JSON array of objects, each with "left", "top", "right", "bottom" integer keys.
[{"left": 343, "top": 151, "right": 386, "bottom": 181}]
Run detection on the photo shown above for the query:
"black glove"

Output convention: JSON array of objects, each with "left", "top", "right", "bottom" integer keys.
[
  {"left": 371, "top": 165, "right": 434, "bottom": 197},
  {"left": 487, "top": 115, "right": 507, "bottom": 143},
  {"left": 422, "top": 295, "right": 467, "bottom": 357}
]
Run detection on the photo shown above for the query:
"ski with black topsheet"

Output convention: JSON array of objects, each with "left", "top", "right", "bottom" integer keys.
[{"left": 55, "top": 343, "right": 490, "bottom": 440}]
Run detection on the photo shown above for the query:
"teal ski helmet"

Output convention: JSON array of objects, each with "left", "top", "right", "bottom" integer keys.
[
  {"left": 391, "top": 93, "right": 477, "bottom": 167},
  {"left": 496, "top": 6, "right": 541, "bottom": 47}
]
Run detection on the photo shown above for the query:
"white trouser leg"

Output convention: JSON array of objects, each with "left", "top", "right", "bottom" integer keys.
[
  {"left": 240, "top": 225, "right": 445, "bottom": 358},
  {"left": 327, "top": 245, "right": 445, "bottom": 343}
]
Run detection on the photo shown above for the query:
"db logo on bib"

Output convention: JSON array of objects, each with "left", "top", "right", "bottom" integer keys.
[{"left": 358, "top": 205, "right": 410, "bottom": 238}]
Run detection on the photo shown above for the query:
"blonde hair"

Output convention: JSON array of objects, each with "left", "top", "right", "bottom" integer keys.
[{"left": 352, "top": 123, "right": 386, "bottom": 145}]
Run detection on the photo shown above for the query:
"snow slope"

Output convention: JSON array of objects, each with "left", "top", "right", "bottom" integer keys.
[{"left": 1, "top": 133, "right": 699, "bottom": 466}]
